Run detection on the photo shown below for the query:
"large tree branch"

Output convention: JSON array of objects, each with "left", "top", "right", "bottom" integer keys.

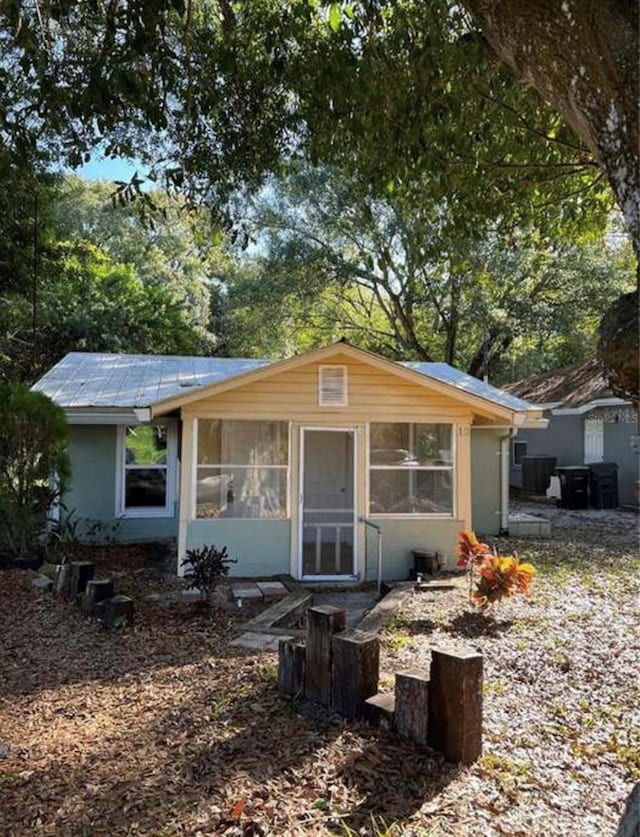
[{"left": 462, "top": 0, "right": 640, "bottom": 263}]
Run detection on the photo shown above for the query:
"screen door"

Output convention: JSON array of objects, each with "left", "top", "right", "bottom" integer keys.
[{"left": 300, "top": 428, "right": 356, "bottom": 578}]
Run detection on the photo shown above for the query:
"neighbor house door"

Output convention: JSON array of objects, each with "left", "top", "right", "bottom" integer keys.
[
  {"left": 584, "top": 418, "right": 604, "bottom": 464},
  {"left": 299, "top": 428, "right": 357, "bottom": 579}
]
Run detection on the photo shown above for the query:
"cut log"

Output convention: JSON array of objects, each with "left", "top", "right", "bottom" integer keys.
[
  {"left": 68, "top": 561, "right": 95, "bottom": 603},
  {"left": 363, "top": 692, "right": 395, "bottom": 728},
  {"left": 331, "top": 629, "right": 380, "bottom": 719},
  {"left": 81, "top": 579, "right": 115, "bottom": 616},
  {"left": 428, "top": 647, "right": 483, "bottom": 764},
  {"left": 101, "top": 595, "right": 135, "bottom": 629},
  {"left": 277, "top": 638, "right": 306, "bottom": 697},
  {"left": 53, "top": 563, "right": 72, "bottom": 596},
  {"left": 304, "top": 605, "right": 347, "bottom": 706},
  {"left": 395, "top": 669, "right": 430, "bottom": 745}
]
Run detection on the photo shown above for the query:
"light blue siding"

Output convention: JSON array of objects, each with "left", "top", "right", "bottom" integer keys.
[
  {"left": 471, "top": 429, "right": 503, "bottom": 535},
  {"left": 186, "top": 519, "right": 291, "bottom": 577},
  {"left": 363, "top": 518, "right": 464, "bottom": 581},
  {"left": 64, "top": 425, "right": 178, "bottom": 541}
]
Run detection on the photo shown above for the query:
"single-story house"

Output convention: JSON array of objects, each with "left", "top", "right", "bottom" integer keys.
[
  {"left": 33, "top": 341, "right": 545, "bottom": 580},
  {"left": 505, "top": 359, "right": 639, "bottom": 507}
]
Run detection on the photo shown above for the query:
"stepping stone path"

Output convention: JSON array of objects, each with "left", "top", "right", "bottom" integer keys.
[
  {"left": 231, "top": 580, "right": 289, "bottom": 602},
  {"left": 256, "top": 581, "right": 289, "bottom": 598},
  {"left": 231, "top": 581, "right": 264, "bottom": 601}
]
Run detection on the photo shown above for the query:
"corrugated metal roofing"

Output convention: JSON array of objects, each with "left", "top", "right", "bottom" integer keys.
[
  {"left": 401, "top": 361, "right": 535, "bottom": 412},
  {"left": 33, "top": 351, "right": 535, "bottom": 412},
  {"left": 32, "top": 352, "right": 271, "bottom": 408}
]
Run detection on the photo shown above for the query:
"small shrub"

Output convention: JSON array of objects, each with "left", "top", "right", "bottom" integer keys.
[
  {"left": 181, "top": 544, "right": 237, "bottom": 606},
  {"left": 0, "top": 383, "right": 70, "bottom": 555},
  {"left": 456, "top": 530, "right": 536, "bottom": 612}
]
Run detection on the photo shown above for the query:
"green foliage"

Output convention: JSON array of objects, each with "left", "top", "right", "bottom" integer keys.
[
  {"left": 181, "top": 544, "right": 237, "bottom": 606},
  {"left": 0, "top": 175, "right": 224, "bottom": 384},
  {"left": 0, "top": 1, "right": 612, "bottom": 239},
  {"left": 223, "top": 165, "right": 633, "bottom": 376},
  {"left": 0, "top": 384, "right": 70, "bottom": 555}
]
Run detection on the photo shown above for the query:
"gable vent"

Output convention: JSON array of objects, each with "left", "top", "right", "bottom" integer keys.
[{"left": 319, "top": 365, "right": 348, "bottom": 406}]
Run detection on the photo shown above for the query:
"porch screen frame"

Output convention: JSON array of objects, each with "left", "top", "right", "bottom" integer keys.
[
  {"left": 298, "top": 425, "right": 358, "bottom": 581},
  {"left": 193, "top": 418, "right": 292, "bottom": 520},
  {"left": 367, "top": 421, "right": 456, "bottom": 519}
]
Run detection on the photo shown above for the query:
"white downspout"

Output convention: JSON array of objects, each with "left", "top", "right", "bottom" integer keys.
[{"left": 499, "top": 430, "right": 516, "bottom": 535}]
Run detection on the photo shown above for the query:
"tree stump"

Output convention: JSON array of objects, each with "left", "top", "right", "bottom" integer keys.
[
  {"left": 428, "top": 647, "right": 483, "bottom": 764},
  {"left": 278, "top": 638, "right": 306, "bottom": 697},
  {"left": 395, "top": 669, "right": 430, "bottom": 745},
  {"left": 331, "top": 629, "right": 380, "bottom": 719},
  {"left": 304, "top": 605, "right": 346, "bottom": 705},
  {"left": 101, "top": 595, "right": 135, "bottom": 629},
  {"left": 68, "top": 561, "right": 95, "bottom": 603},
  {"left": 81, "top": 579, "right": 115, "bottom": 616}
]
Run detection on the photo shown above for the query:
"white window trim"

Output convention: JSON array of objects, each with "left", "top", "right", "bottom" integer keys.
[
  {"left": 367, "top": 421, "right": 456, "bottom": 519},
  {"left": 318, "top": 365, "right": 348, "bottom": 407},
  {"left": 115, "top": 424, "right": 177, "bottom": 519},
  {"left": 512, "top": 439, "right": 527, "bottom": 469},
  {"left": 193, "top": 419, "right": 292, "bottom": 520}
]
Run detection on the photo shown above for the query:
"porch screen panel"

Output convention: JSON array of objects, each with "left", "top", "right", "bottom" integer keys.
[
  {"left": 369, "top": 423, "right": 454, "bottom": 515},
  {"left": 196, "top": 420, "right": 288, "bottom": 518}
]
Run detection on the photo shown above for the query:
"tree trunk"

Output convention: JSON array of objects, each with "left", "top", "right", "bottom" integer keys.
[
  {"left": 461, "top": 0, "right": 639, "bottom": 262},
  {"left": 462, "top": 0, "right": 639, "bottom": 400}
]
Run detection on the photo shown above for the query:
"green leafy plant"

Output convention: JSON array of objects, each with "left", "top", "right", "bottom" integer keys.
[
  {"left": 0, "top": 384, "right": 70, "bottom": 556},
  {"left": 181, "top": 544, "right": 237, "bottom": 607}
]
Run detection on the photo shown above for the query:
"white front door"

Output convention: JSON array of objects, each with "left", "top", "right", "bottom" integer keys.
[
  {"left": 299, "top": 428, "right": 357, "bottom": 579},
  {"left": 584, "top": 418, "right": 604, "bottom": 464}
]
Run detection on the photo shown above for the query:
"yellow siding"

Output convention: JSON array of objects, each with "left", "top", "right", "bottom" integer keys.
[{"left": 182, "top": 353, "right": 474, "bottom": 423}]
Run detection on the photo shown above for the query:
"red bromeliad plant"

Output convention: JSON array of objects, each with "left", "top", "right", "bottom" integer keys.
[{"left": 456, "top": 530, "right": 536, "bottom": 612}]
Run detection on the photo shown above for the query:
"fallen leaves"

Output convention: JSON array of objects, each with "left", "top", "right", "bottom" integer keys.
[{"left": 0, "top": 509, "right": 638, "bottom": 835}]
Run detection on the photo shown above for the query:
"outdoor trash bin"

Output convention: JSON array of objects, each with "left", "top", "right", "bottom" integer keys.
[
  {"left": 556, "top": 466, "right": 590, "bottom": 509},
  {"left": 589, "top": 462, "right": 619, "bottom": 509}
]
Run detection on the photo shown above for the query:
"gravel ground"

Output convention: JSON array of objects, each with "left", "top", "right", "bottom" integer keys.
[{"left": 0, "top": 514, "right": 638, "bottom": 836}]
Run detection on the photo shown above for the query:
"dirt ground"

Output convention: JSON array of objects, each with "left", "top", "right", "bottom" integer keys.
[{"left": 0, "top": 511, "right": 638, "bottom": 836}]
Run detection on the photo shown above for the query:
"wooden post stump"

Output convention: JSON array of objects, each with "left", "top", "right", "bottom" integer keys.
[
  {"left": 363, "top": 693, "right": 395, "bottom": 728},
  {"left": 53, "top": 564, "right": 70, "bottom": 596},
  {"left": 81, "top": 579, "right": 115, "bottom": 616},
  {"left": 304, "top": 605, "right": 346, "bottom": 705},
  {"left": 331, "top": 629, "right": 380, "bottom": 719},
  {"left": 102, "top": 595, "right": 135, "bottom": 629},
  {"left": 428, "top": 647, "right": 483, "bottom": 764},
  {"left": 395, "top": 669, "right": 430, "bottom": 745},
  {"left": 278, "top": 638, "right": 306, "bottom": 697},
  {"left": 68, "top": 561, "right": 95, "bottom": 603}
]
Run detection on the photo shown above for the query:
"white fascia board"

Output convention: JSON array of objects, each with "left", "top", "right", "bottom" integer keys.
[
  {"left": 519, "top": 418, "right": 550, "bottom": 430},
  {"left": 551, "top": 397, "right": 630, "bottom": 416},
  {"left": 65, "top": 408, "right": 151, "bottom": 425}
]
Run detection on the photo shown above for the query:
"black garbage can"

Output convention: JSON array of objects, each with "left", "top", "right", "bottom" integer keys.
[
  {"left": 521, "top": 455, "right": 557, "bottom": 494},
  {"left": 589, "top": 462, "right": 619, "bottom": 509},
  {"left": 556, "top": 466, "right": 590, "bottom": 509}
]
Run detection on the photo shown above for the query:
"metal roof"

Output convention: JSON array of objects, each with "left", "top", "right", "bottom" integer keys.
[
  {"left": 33, "top": 351, "right": 534, "bottom": 413},
  {"left": 32, "top": 352, "right": 271, "bottom": 408},
  {"left": 401, "top": 362, "right": 535, "bottom": 412}
]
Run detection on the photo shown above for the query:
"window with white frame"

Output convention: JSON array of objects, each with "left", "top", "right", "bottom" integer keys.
[
  {"left": 196, "top": 420, "right": 289, "bottom": 519},
  {"left": 369, "top": 423, "right": 454, "bottom": 515},
  {"left": 118, "top": 425, "right": 174, "bottom": 516},
  {"left": 513, "top": 440, "right": 527, "bottom": 467}
]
